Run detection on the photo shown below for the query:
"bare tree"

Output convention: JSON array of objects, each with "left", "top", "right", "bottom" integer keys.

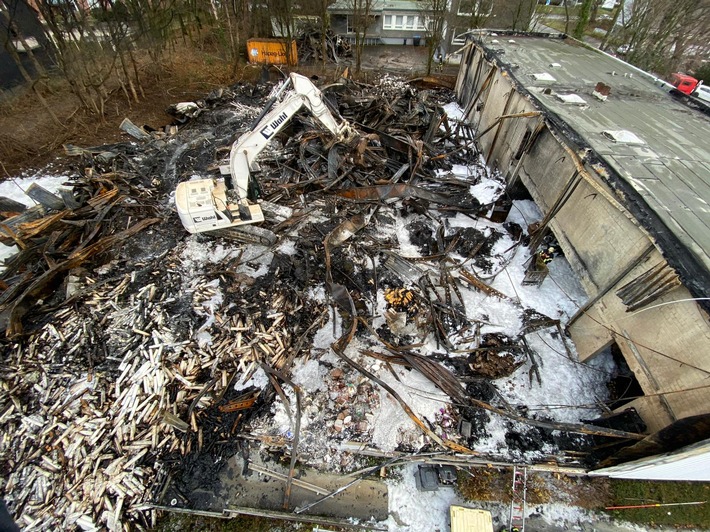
[
  {"left": 504, "top": 0, "right": 536, "bottom": 31},
  {"left": 599, "top": 0, "right": 624, "bottom": 50},
  {"left": 312, "top": 0, "right": 332, "bottom": 68},
  {"left": 621, "top": 0, "right": 710, "bottom": 76},
  {"left": 573, "top": 0, "right": 593, "bottom": 39},
  {"left": 0, "top": 0, "right": 60, "bottom": 124},
  {"left": 349, "top": 0, "right": 374, "bottom": 74},
  {"left": 419, "top": 0, "right": 448, "bottom": 75},
  {"left": 467, "top": 0, "right": 493, "bottom": 29},
  {"left": 269, "top": 0, "right": 298, "bottom": 66}
]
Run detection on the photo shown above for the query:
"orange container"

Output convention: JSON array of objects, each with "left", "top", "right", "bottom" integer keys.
[{"left": 246, "top": 38, "right": 298, "bottom": 65}]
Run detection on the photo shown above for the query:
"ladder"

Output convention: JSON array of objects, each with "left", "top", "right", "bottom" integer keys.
[
  {"left": 509, "top": 465, "right": 527, "bottom": 532},
  {"left": 521, "top": 254, "right": 548, "bottom": 287}
]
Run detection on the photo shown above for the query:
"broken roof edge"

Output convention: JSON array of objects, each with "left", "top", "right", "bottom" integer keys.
[
  {"left": 468, "top": 30, "right": 687, "bottom": 94},
  {"left": 466, "top": 35, "right": 710, "bottom": 314}
]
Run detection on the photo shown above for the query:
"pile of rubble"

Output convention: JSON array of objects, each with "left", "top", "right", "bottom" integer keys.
[
  {"left": 0, "top": 73, "right": 639, "bottom": 530},
  {"left": 296, "top": 23, "right": 352, "bottom": 64}
]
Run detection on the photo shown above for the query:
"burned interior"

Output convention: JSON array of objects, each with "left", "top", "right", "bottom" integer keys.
[{"left": 0, "top": 71, "right": 653, "bottom": 529}]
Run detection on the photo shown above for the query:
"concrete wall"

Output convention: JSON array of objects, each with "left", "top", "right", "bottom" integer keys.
[
  {"left": 455, "top": 42, "right": 710, "bottom": 434},
  {"left": 571, "top": 254, "right": 710, "bottom": 432}
]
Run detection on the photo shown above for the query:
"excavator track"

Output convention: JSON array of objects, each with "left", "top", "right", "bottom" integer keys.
[{"left": 212, "top": 224, "right": 278, "bottom": 246}]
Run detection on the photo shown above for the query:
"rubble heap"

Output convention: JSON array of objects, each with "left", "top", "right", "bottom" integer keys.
[
  {"left": 296, "top": 23, "right": 352, "bottom": 64},
  {"left": 0, "top": 74, "right": 635, "bottom": 530}
]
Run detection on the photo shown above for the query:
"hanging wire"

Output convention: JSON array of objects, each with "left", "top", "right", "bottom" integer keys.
[{"left": 547, "top": 272, "right": 710, "bottom": 377}]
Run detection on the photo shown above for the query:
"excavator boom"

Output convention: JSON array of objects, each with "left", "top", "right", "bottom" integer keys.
[{"left": 175, "top": 73, "right": 353, "bottom": 234}]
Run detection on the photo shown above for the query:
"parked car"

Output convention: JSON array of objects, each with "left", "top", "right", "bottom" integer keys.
[
  {"left": 616, "top": 44, "right": 633, "bottom": 55},
  {"left": 692, "top": 84, "right": 710, "bottom": 103}
]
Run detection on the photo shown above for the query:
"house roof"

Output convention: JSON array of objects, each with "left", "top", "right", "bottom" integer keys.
[
  {"left": 473, "top": 33, "right": 710, "bottom": 301},
  {"left": 328, "top": 0, "right": 427, "bottom": 14}
]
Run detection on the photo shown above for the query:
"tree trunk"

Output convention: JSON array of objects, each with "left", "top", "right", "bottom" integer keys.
[
  {"left": 599, "top": 0, "right": 624, "bottom": 50},
  {"left": 573, "top": 0, "right": 594, "bottom": 39}
]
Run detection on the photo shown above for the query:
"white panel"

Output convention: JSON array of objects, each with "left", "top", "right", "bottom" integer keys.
[{"left": 591, "top": 439, "right": 710, "bottom": 481}]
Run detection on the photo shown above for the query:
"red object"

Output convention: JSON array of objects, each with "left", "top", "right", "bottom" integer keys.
[{"left": 670, "top": 72, "right": 700, "bottom": 95}]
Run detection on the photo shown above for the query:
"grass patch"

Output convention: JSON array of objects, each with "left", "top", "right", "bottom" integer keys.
[
  {"left": 457, "top": 468, "right": 610, "bottom": 507},
  {"left": 539, "top": 19, "right": 569, "bottom": 33},
  {"left": 606, "top": 479, "right": 710, "bottom": 527}
]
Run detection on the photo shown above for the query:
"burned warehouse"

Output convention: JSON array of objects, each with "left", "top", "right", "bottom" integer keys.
[
  {"left": 456, "top": 32, "right": 710, "bottom": 474},
  {"left": 0, "top": 33, "right": 709, "bottom": 531}
]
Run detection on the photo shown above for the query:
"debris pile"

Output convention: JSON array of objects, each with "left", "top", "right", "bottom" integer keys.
[
  {"left": 0, "top": 73, "right": 632, "bottom": 530},
  {"left": 296, "top": 24, "right": 352, "bottom": 64}
]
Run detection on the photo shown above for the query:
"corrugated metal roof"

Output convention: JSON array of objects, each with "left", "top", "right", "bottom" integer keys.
[
  {"left": 475, "top": 34, "right": 710, "bottom": 302},
  {"left": 591, "top": 438, "right": 710, "bottom": 481}
]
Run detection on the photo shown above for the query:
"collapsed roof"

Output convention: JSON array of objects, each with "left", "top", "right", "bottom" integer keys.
[
  {"left": 468, "top": 32, "right": 710, "bottom": 309},
  {"left": 0, "top": 73, "right": 640, "bottom": 530}
]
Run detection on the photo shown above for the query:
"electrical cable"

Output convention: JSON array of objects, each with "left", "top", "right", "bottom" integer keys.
[
  {"left": 521, "top": 384, "right": 710, "bottom": 412},
  {"left": 532, "top": 332, "right": 616, "bottom": 377},
  {"left": 394, "top": 368, "right": 710, "bottom": 417}
]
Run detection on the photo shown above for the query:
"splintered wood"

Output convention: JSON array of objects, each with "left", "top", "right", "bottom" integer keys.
[
  {"left": 0, "top": 176, "right": 298, "bottom": 529},
  {"left": 0, "top": 264, "right": 299, "bottom": 530}
]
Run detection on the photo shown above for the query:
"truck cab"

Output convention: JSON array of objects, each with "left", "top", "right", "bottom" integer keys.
[{"left": 670, "top": 72, "right": 700, "bottom": 95}]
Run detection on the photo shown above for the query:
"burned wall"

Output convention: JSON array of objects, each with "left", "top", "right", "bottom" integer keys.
[
  {"left": 456, "top": 45, "right": 648, "bottom": 295},
  {"left": 571, "top": 247, "right": 710, "bottom": 432},
  {"left": 455, "top": 39, "right": 710, "bottom": 435}
]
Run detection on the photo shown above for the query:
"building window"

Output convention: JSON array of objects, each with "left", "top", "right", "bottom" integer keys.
[
  {"left": 383, "top": 14, "right": 427, "bottom": 30},
  {"left": 347, "top": 16, "right": 354, "bottom": 33},
  {"left": 457, "top": 0, "right": 494, "bottom": 17}
]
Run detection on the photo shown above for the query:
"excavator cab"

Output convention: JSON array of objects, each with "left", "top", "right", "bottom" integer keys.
[{"left": 175, "top": 177, "right": 265, "bottom": 234}]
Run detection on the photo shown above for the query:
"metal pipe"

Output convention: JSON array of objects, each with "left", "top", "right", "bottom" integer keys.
[{"left": 605, "top": 501, "right": 706, "bottom": 510}]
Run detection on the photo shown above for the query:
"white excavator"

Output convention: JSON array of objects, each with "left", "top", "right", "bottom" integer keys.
[{"left": 175, "top": 73, "right": 355, "bottom": 234}]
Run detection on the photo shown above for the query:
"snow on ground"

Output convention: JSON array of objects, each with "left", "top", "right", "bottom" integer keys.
[
  {"left": 0, "top": 172, "right": 76, "bottom": 267},
  {"left": 386, "top": 464, "right": 463, "bottom": 532},
  {"left": 442, "top": 102, "right": 465, "bottom": 121},
  {"left": 367, "top": 360, "right": 450, "bottom": 452},
  {"left": 3, "top": 101, "right": 626, "bottom": 532},
  {"left": 385, "top": 465, "right": 647, "bottom": 532}
]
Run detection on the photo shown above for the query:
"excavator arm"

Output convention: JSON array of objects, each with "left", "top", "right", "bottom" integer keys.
[
  {"left": 175, "top": 73, "right": 353, "bottom": 234},
  {"left": 227, "top": 73, "right": 351, "bottom": 202}
]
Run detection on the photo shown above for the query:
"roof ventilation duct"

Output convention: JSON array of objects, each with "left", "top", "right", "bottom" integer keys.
[{"left": 531, "top": 72, "right": 556, "bottom": 83}]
